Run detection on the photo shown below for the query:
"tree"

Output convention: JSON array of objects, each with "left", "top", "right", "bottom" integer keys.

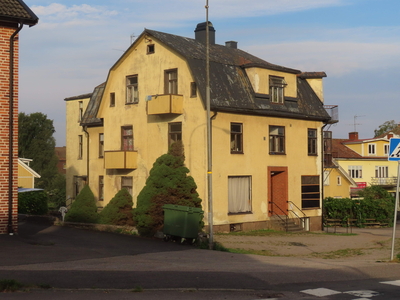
[
  {"left": 18, "top": 112, "right": 59, "bottom": 190},
  {"left": 374, "top": 120, "right": 398, "bottom": 137},
  {"left": 133, "top": 142, "right": 202, "bottom": 237},
  {"left": 98, "top": 188, "right": 134, "bottom": 226},
  {"left": 64, "top": 185, "right": 98, "bottom": 223}
]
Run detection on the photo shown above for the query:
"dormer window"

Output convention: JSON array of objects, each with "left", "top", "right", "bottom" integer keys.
[{"left": 269, "top": 76, "right": 287, "bottom": 104}]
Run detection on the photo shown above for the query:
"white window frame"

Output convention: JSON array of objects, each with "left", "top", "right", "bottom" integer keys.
[
  {"left": 375, "top": 166, "right": 389, "bottom": 178},
  {"left": 269, "top": 76, "right": 287, "bottom": 104},
  {"left": 228, "top": 176, "right": 252, "bottom": 214},
  {"left": 384, "top": 144, "right": 389, "bottom": 156},
  {"left": 126, "top": 75, "right": 138, "bottom": 104},
  {"left": 348, "top": 165, "right": 362, "bottom": 179},
  {"left": 323, "top": 171, "right": 330, "bottom": 186},
  {"left": 368, "top": 143, "right": 376, "bottom": 155}
]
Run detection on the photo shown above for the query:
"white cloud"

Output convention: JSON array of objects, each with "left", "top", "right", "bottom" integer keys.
[
  {"left": 246, "top": 40, "right": 400, "bottom": 76},
  {"left": 31, "top": 3, "right": 118, "bottom": 24}
]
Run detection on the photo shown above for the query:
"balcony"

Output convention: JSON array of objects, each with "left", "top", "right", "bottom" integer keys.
[
  {"left": 324, "top": 105, "right": 339, "bottom": 124},
  {"left": 370, "top": 177, "right": 397, "bottom": 187},
  {"left": 104, "top": 151, "right": 137, "bottom": 169},
  {"left": 147, "top": 94, "right": 183, "bottom": 115}
]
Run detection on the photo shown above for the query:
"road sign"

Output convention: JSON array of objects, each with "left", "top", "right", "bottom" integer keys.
[{"left": 388, "top": 138, "right": 400, "bottom": 161}]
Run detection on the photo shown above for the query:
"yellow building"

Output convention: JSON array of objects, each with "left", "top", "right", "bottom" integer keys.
[
  {"left": 65, "top": 22, "right": 337, "bottom": 231},
  {"left": 327, "top": 131, "right": 398, "bottom": 198},
  {"left": 18, "top": 158, "right": 41, "bottom": 189}
]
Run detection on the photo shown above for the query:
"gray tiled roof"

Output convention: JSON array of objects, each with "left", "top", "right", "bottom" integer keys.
[
  {"left": 0, "top": 0, "right": 38, "bottom": 26},
  {"left": 81, "top": 27, "right": 331, "bottom": 126}
]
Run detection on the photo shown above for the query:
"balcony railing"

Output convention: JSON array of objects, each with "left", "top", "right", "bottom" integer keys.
[
  {"left": 370, "top": 177, "right": 397, "bottom": 186},
  {"left": 104, "top": 151, "right": 137, "bottom": 169},
  {"left": 324, "top": 105, "right": 339, "bottom": 124},
  {"left": 147, "top": 94, "right": 183, "bottom": 115}
]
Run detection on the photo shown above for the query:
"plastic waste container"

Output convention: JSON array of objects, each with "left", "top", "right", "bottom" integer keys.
[{"left": 162, "top": 204, "right": 203, "bottom": 242}]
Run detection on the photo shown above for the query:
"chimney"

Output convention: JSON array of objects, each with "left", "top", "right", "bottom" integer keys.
[
  {"left": 195, "top": 21, "right": 215, "bottom": 45},
  {"left": 225, "top": 41, "right": 237, "bottom": 49},
  {"left": 349, "top": 132, "right": 359, "bottom": 140}
]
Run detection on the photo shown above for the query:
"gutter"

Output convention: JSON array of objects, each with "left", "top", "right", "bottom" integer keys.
[
  {"left": 83, "top": 126, "right": 89, "bottom": 185},
  {"left": 8, "top": 23, "right": 24, "bottom": 235}
]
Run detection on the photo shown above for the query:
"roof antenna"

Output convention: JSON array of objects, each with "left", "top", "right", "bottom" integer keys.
[
  {"left": 351, "top": 115, "right": 365, "bottom": 132},
  {"left": 130, "top": 33, "right": 136, "bottom": 45}
]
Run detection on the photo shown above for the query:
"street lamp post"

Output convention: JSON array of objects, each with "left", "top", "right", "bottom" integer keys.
[{"left": 205, "top": 0, "right": 213, "bottom": 250}]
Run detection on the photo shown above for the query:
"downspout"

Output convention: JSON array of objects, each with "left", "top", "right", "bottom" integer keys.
[
  {"left": 321, "top": 123, "right": 328, "bottom": 230},
  {"left": 83, "top": 126, "right": 89, "bottom": 185},
  {"left": 8, "top": 23, "right": 24, "bottom": 235}
]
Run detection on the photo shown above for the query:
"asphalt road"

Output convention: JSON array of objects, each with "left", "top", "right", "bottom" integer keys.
[{"left": 0, "top": 219, "right": 399, "bottom": 299}]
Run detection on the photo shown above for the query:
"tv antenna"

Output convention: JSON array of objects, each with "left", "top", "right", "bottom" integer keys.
[
  {"left": 130, "top": 33, "right": 136, "bottom": 45},
  {"left": 351, "top": 115, "right": 365, "bottom": 132}
]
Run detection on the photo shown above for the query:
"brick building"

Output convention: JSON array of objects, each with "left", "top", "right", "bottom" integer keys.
[{"left": 0, "top": 0, "right": 38, "bottom": 234}]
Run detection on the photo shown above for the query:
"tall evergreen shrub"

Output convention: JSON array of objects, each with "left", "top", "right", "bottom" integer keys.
[
  {"left": 134, "top": 142, "right": 202, "bottom": 237},
  {"left": 98, "top": 188, "right": 134, "bottom": 226},
  {"left": 65, "top": 185, "right": 98, "bottom": 223}
]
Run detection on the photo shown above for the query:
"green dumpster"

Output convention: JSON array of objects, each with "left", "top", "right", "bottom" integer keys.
[{"left": 162, "top": 204, "right": 203, "bottom": 242}]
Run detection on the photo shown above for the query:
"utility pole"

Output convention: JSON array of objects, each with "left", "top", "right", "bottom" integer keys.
[{"left": 205, "top": 0, "right": 214, "bottom": 250}]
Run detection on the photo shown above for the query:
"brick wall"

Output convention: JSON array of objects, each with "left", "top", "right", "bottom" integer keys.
[{"left": 0, "top": 26, "right": 19, "bottom": 234}]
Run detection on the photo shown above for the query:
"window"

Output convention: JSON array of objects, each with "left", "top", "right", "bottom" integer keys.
[
  {"left": 368, "top": 143, "right": 376, "bottom": 155},
  {"left": 348, "top": 166, "right": 362, "bottom": 178},
  {"left": 375, "top": 166, "right": 389, "bottom": 178},
  {"left": 269, "top": 126, "right": 285, "bottom": 154},
  {"left": 337, "top": 176, "right": 342, "bottom": 186},
  {"left": 230, "top": 123, "right": 243, "bottom": 153},
  {"left": 301, "top": 176, "right": 320, "bottom": 209},
  {"left": 269, "top": 76, "right": 287, "bottom": 104},
  {"left": 165, "top": 69, "right": 178, "bottom": 94},
  {"left": 121, "top": 176, "right": 133, "bottom": 195},
  {"left": 323, "top": 171, "right": 330, "bottom": 186},
  {"left": 126, "top": 75, "right": 138, "bottom": 104},
  {"left": 308, "top": 129, "right": 317, "bottom": 155},
  {"left": 99, "top": 176, "right": 104, "bottom": 201},
  {"left": 121, "top": 126, "right": 133, "bottom": 151},
  {"left": 228, "top": 176, "right": 252, "bottom": 213},
  {"left": 78, "top": 135, "right": 83, "bottom": 159},
  {"left": 73, "top": 175, "right": 86, "bottom": 198},
  {"left": 384, "top": 144, "right": 389, "bottom": 156},
  {"left": 110, "top": 93, "right": 115, "bottom": 107},
  {"left": 78, "top": 101, "right": 83, "bottom": 122},
  {"left": 168, "top": 122, "right": 182, "bottom": 146},
  {"left": 99, "top": 133, "right": 104, "bottom": 158},
  {"left": 147, "top": 44, "right": 155, "bottom": 54},
  {"left": 190, "top": 82, "right": 197, "bottom": 97}
]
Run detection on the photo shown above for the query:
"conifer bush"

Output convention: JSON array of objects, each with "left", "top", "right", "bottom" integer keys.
[
  {"left": 65, "top": 185, "right": 98, "bottom": 223},
  {"left": 133, "top": 142, "right": 203, "bottom": 237},
  {"left": 98, "top": 188, "right": 134, "bottom": 226}
]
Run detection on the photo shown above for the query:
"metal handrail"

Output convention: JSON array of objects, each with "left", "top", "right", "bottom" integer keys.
[
  {"left": 269, "top": 202, "right": 288, "bottom": 232},
  {"left": 287, "top": 201, "right": 308, "bottom": 230}
]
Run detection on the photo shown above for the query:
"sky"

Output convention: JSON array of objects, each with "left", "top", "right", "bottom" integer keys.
[{"left": 20, "top": 0, "right": 400, "bottom": 146}]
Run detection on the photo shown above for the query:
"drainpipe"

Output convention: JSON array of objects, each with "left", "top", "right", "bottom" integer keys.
[
  {"left": 321, "top": 123, "right": 328, "bottom": 231},
  {"left": 83, "top": 126, "right": 89, "bottom": 185},
  {"left": 8, "top": 23, "right": 24, "bottom": 235}
]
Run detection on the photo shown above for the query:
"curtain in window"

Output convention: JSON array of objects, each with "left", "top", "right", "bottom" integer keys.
[{"left": 228, "top": 176, "right": 251, "bottom": 213}]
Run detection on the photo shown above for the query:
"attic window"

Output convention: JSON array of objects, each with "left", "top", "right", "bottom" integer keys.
[
  {"left": 147, "top": 44, "right": 155, "bottom": 54},
  {"left": 269, "top": 76, "right": 287, "bottom": 104}
]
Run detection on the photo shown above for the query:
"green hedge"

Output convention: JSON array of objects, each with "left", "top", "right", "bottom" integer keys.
[
  {"left": 18, "top": 190, "right": 48, "bottom": 215},
  {"left": 323, "top": 187, "right": 395, "bottom": 227}
]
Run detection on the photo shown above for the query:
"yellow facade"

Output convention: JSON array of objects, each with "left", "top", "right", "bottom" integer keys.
[
  {"left": 331, "top": 136, "right": 397, "bottom": 197},
  {"left": 17, "top": 159, "right": 40, "bottom": 188},
  {"left": 65, "top": 25, "right": 334, "bottom": 231}
]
